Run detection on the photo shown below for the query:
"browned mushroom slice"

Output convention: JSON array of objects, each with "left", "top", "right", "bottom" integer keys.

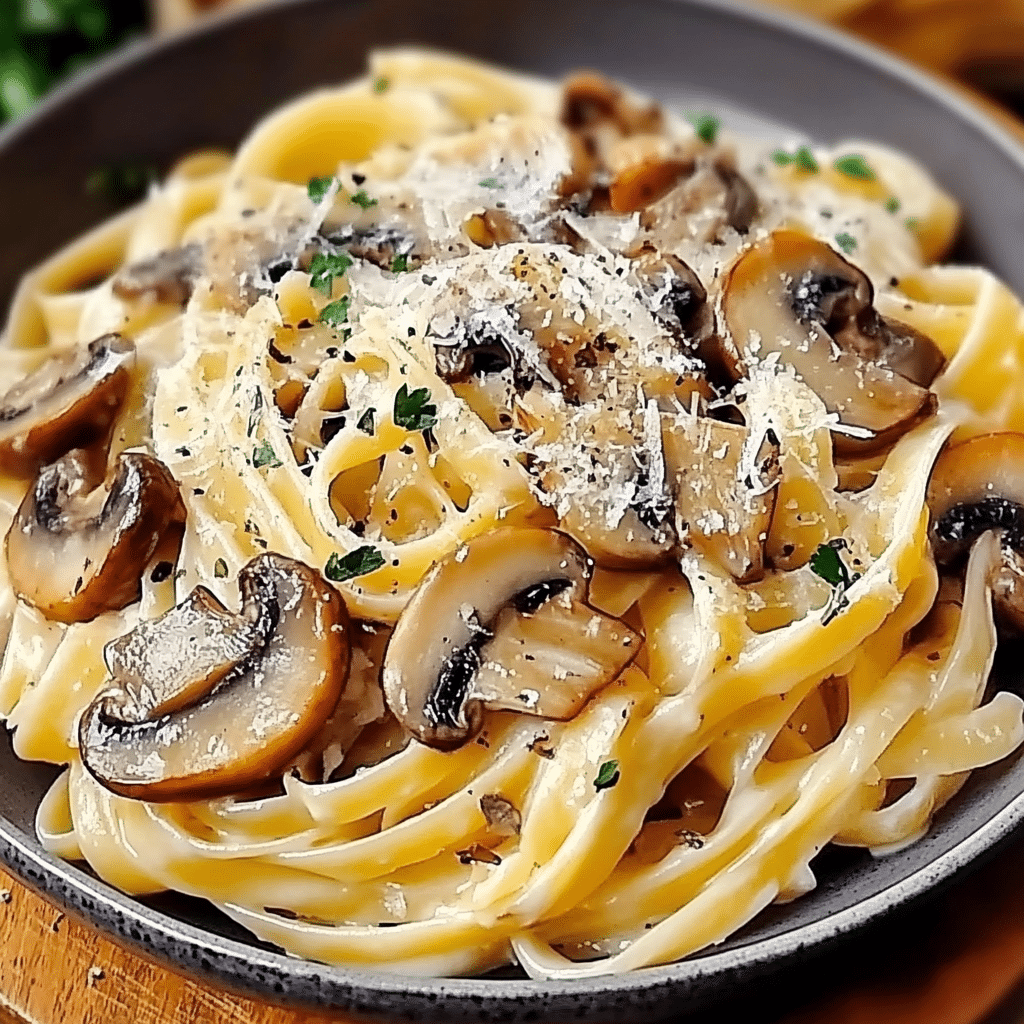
[
  {"left": 382, "top": 528, "right": 640, "bottom": 750},
  {"left": 78, "top": 554, "right": 351, "bottom": 801},
  {"left": 663, "top": 417, "right": 780, "bottom": 583},
  {"left": 560, "top": 71, "right": 663, "bottom": 138},
  {"left": 0, "top": 334, "right": 134, "bottom": 476},
  {"left": 103, "top": 583, "right": 275, "bottom": 719},
  {"left": 609, "top": 159, "right": 694, "bottom": 214},
  {"left": 715, "top": 164, "right": 758, "bottom": 233},
  {"left": 6, "top": 450, "right": 185, "bottom": 624},
  {"left": 927, "top": 432, "right": 1024, "bottom": 631},
  {"left": 718, "top": 231, "right": 944, "bottom": 455},
  {"left": 630, "top": 249, "right": 714, "bottom": 350},
  {"left": 112, "top": 244, "right": 203, "bottom": 305}
]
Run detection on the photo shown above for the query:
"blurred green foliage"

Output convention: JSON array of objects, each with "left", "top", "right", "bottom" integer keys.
[{"left": 0, "top": 0, "right": 148, "bottom": 123}]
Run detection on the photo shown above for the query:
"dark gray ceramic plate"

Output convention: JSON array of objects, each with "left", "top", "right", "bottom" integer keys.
[{"left": 2, "top": 0, "right": 1024, "bottom": 1020}]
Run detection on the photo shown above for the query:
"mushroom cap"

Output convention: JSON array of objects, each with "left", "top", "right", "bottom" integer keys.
[
  {"left": 927, "top": 432, "right": 1024, "bottom": 632},
  {"left": 6, "top": 450, "right": 186, "bottom": 624},
  {"left": 927, "top": 432, "right": 1024, "bottom": 564},
  {"left": 0, "top": 334, "right": 134, "bottom": 477},
  {"left": 382, "top": 528, "right": 638, "bottom": 750},
  {"left": 718, "top": 231, "right": 943, "bottom": 455},
  {"left": 78, "top": 553, "right": 351, "bottom": 802},
  {"left": 112, "top": 244, "right": 203, "bottom": 306}
]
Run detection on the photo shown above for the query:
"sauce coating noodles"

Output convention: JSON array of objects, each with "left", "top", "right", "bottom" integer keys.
[{"left": 1, "top": 51, "right": 1022, "bottom": 979}]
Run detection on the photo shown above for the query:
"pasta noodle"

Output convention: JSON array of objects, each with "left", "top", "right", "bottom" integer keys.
[{"left": 1, "top": 50, "right": 1022, "bottom": 980}]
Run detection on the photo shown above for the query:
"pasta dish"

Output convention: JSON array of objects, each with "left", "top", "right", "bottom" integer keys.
[{"left": 0, "top": 50, "right": 1022, "bottom": 979}]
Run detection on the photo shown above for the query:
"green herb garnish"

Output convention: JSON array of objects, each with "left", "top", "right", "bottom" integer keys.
[
  {"left": 373, "top": 75, "right": 389, "bottom": 94},
  {"left": 213, "top": 558, "right": 228, "bottom": 579},
  {"left": 594, "top": 760, "right": 620, "bottom": 791},
  {"left": 834, "top": 232, "right": 857, "bottom": 255},
  {"left": 810, "top": 540, "right": 861, "bottom": 624},
  {"left": 325, "top": 546, "right": 386, "bottom": 583},
  {"left": 356, "top": 408, "right": 376, "bottom": 435},
  {"left": 687, "top": 112, "right": 720, "bottom": 145},
  {"left": 478, "top": 177, "right": 501, "bottom": 189},
  {"left": 833, "top": 154, "right": 876, "bottom": 181},
  {"left": 884, "top": 197, "right": 901, "bottom": 214},
  {"left": 85, "top": 160, "right": 157, "bottom": 209},
  {"left": 393, "top": 384, "right": 437, "bottom": 431},
  {"left": 319, "top": 296, "right": 351, "bottom": 327},
  {"left": 307, "top": 175, "right": 336, "bottom": 204},
  {"left": 349, "top": 189, "right": 377, "bottom": 210},
  {"left": 771, "top": 145, "right": 818, "bottom": 172},
  {"left": 308, "top": 251, "right": 353, "bottom": 295},
  {"left": 390, "top": 253, "right": 409, "bottom": 273},
  {"left": 252, "top": 439, "right": 282, "bottom": 469}
]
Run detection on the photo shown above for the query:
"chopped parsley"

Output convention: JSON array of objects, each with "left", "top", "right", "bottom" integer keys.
[
  {"left": 308, "top": 251, "right": 353, "bottom": 295},
  {"left": 687, "top": 112, "right": 720, "bottom": 145},
  {"left": 810, "top": 540, "right": 861, "bottom": 624},
  {"left": 478, "top": 177, "right": 501, "bottom": 189},
  {"left": 319, "top": 296, "right": 351, "bottom": 327},
  {"left": 252, "top": 439, "right": 282, "bottom": 469},
  {"left": 832, "top": 154, "right": 876, "bottom": 181},
  {"left": 389, "top": 253, "right": 409, "bottom": 273},
  {"left": 884, "top": 196, "right": 901, "bottom": 214},
  {"left": 594, "top": 760, "right": 620, "bottom": 791},
  {"left": 213, "top": 558, "right": 228, "bottom": 579},
  {"left": 393, "top": 384, "right": 437, "bottom": 431},
  {"left": 356, "top": 407, "right": 376, "bottom": 435},
  {"left": 834, "top": 232, "right": 857, "bottom": 255},
  {"left": 325, "top": 546, "right": 386, "bottom": 582},
  {"left": 349, "top": 189, "right": 377, "bottom": 210},
  {"left": 307, "top": 175, "right": 336, "bottom": 204},
  {"left": 771, "top": 145, "right": 818, "bottom": 172},
  {"left": 373, "top": 75, "right": 389, "bottom": 94}
]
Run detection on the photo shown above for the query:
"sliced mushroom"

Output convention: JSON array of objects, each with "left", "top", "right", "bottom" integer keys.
[
  {"left": 112, "top": 244, "right": 203, "bottom": 305},
  {"left": 609, "top": 158, "right": 694, "bottom": 214},
  {"left": 663, "top": 416, "right": 780, "bottom": 582},
  {"left": 927, "top": 432, "right": 1024, "bottom": 630},
  {"left": 0, "top": 334, "right": 134, "bottom": 476},
  {"left": 464, "top": 209, "right": 524, "bottom": 248},
  {"left": 78, "top": 554, "right": 351, "bottom": 801},
  {"left": 6, "top": 450, "right": 186, "bottom": 624},
  {"left": 718, "top": 231, "right": 944, "bottom": 455},
  {"left": 560, "top": 71, "right": 663, "bottom": 139},
  {"left": 715, "top": 163, "right": 758, "bottom": 234},
  {"left": 630, "top": 248, "right": 714, "bottom": 350},
  {"left": 382, "top": 528, "right": 640, "bottom": 750}
]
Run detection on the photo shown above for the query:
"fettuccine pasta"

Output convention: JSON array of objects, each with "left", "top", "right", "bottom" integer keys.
[{"left": 1, "top": 51, "right": 1022, "bottom": 979}]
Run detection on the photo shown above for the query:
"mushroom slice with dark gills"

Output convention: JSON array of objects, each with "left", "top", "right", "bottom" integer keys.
[
  {"left": 382, "top": 528, "right": 640, "bottom": 751},
  {"left": 663, "top": 416, "right": 780, "bottom": 583},
  {"left": 6, "top": 450, "right": 186, "bottom": 624},
  {"left": 718, "top": 231, "right": 945, "bottom": 456},
  {"left": 112, "top": 244, "right": 203, "bottom": 305},
  {"left": 927, "top": 432, "right": 1024, "bottom": 632},
  {"left": 78, "top": 554, "right": 351, "bottom": 801},
  {"left": 629, "top": 248, "right": 714, "bottom": 353},
  {"left": 0, "top": 333, "right": 134, "bottom": 477}
]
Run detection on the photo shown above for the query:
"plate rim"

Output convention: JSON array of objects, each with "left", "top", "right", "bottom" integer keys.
[{"left": 2, "top": 0, "right": 1024, "bottom": 1015}]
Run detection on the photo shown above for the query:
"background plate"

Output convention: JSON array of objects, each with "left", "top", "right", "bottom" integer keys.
[{"left": 1, "top": 0, "right": 1023, "bottom": 1019}]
